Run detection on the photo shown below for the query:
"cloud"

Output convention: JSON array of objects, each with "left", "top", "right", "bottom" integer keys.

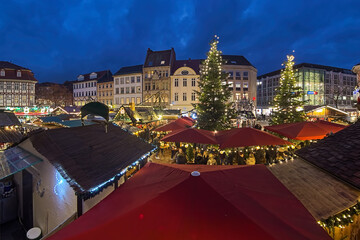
[{"left": 0, "top": 0, "right": 359, "bottom": 82}]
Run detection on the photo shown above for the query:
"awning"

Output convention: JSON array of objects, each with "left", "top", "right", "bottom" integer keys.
[{"left": 0, "top": 146, "right": 42, "bottom": 180}]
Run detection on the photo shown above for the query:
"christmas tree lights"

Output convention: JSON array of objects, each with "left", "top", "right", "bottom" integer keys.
[
  {"left": 270, "top": 54, "right": 306, "bottom": 125},
  {"left": 194, "top": 35, "right": 236, "bottom": 131}
]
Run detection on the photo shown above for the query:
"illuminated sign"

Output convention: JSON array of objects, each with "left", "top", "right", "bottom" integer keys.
[{"left": 307, "top": 91, "right": 318, "bottom": 95}]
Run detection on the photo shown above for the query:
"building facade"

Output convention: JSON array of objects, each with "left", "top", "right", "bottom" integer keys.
[
  {"left": 170, "top": 59, "right": 201, "bottom": 113},
  {"left": 0, "top": 61, "right": 37, "bottom": 107},
  {"left": 113, "top": 65, "right": 143, "bottom": 108},
  {"left": 222, "top": 55, "right": 258, "bottom": 110},
  {"left": 142, "top": 48, "right": 176, "bottom": 108},
  {"left": 73, "top": 70, "right": 111, "bottom": 106},
  {"left": 97, "top": 71, "right": 114, "bottom": 106},
  {"left": 257, "top": 63, "right": 357, "bottom": 114}
]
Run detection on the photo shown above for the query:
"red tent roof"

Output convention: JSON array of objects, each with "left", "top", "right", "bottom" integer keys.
[
  {"left": 49, "top": 163, "right": 330, "bottom": 240},
  {"left": 265, "top": 121, "right": 346, "bottom": 140},
  {"left": 153, "top": 118, "right": 193, "bottom": 132},
  {"left": 181, "top": 116, "right": 196, "bottom": 123},
  {"left": 218, "top": 128, "right": 290, "bottom": 149},
  {"left": 161, "top": 128, "right": 217, "bottom": 144}
]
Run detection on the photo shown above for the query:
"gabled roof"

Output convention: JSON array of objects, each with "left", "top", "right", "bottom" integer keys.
[
  {"left": 114, "top": 65, "right": 143, "bottom": 76},
  {"left": 29, "top": 124, "right": 155, "bottom": 198},
  {"left": 0, "top": 61, "right": 37, "bottom": 82},
  {"left": 297, "top": 121, "right": 360, "bottom": 190},
  {"left": 269, "top": 158, "right": 360, "bottom": 220},
  {"left": 0, "top": 112, "right": 21, "bottom": 127},
  {"left": 222, "top": 55, "right": 254, "bottom": 67},
  {"left": 0, "top": 61, "right": 29, "bottom": 70},
  {"left": 144, "top": 48, "right": 176, "bottom": 68},
  {"left": 75, "top": 70, "right": 112, "bottom": 83},
  {"left": 258, "top": 63, "right": 356, "bottom": 79},
  {"left": 172, "top": 59, "right": 201, "bottom": 75}
]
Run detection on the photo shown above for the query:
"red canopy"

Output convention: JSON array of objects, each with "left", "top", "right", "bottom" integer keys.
[
  {"left": 161, "top": 128, "right": 217, "bottom": 145},
  {"left": 265, "top": 121, "right": 346, "bottom": 140},
  {"left": 217, "top": 127, "right": 290, "bottom": 149},
  {"left": 49, "top": 163, "right": 330, "bottom": 240},
  {"left": 181, "top": 116, "right": 195, "bottom": 123},
  {"left": 153, "top": 118, "right": 193, "bottom": 132}
]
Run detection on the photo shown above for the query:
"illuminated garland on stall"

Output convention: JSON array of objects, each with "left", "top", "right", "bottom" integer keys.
[{"left": 318, "top": 201, "right": 360, "bottom": 230}]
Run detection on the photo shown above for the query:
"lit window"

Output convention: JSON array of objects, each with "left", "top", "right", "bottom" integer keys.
[
  {"left": 90, "top": 73, "right": 97, "bottom": 79},
  {"left": 17, "top": 71, "right": 21, "bottom": 77},
  {"left": 160, "top": 60, "right": 165, "bottom": 65}
]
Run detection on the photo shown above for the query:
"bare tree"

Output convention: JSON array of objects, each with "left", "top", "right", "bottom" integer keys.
[{"left": 326, "top": 85, "right": 349, "bottom": 108}]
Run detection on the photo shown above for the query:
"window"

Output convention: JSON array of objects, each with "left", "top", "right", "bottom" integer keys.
[
  {"left": 120, "top": 78, "right": 124, "bottom": 84},
  {"left": 228, "top": 71, "right": 233, "bottom": 79},
  {"left": 90, "top": 73, "right": 97, "bottom": 79},
  {"left": 6, "top": 82, "right": 12, "bottom": 90},
  {"left": 136, "top": 76, "right": 141, "bottom": 83},
  {"left": 160, "top": 60, "right": 165, "bottom": 65},
  {"left": 183, "top": 93, "right": 187, "bottom": 101},
  {"left": 235, "top": 72, "right": 241, "bottom": 80},
  {"left": 243, "top": 72, "right": 249, "bottom": 80},
  {"left": 17, "top": 71, "right": 21, "bottom": 77},
  {"left": 121, "top": 88, "right": 124, "bottom": 94},
  {"left": 131, "top": 76, "right": 135, "bottom": 83},
  {"left": 14, "top": 83, "right": 19, "bottom": 90},
  {"left": 0, "top": 69, "right": 4, "bottom": 76},
  {"left": 191, "top": 92, "right": 196, "bottom": 101},
  {"left": 158, "top": 71, "right": 162, "bottom": 77},
  {"left": 136, "top": 97, "right": 141, "bottom": 104},
  {"left": 191, "top": 78, "right": 196, "bottom": 87},
  {"left": 115, "top": 78, "right": 119, "bottom": 85},
  {"left": 181, "top": 70, "right": 189, "bottom": 75},
  {"left": 126, "top": 98, "right": 130, "bottom": 104},
  {"left": 174, "top": 93, "right": 179, "bottom": 101},
  {"left": 136, "top": 86, "right": 141, "bottom": 93},
  {"left": 243, "top": 82, "right": 249, "bottom": 91},
  {"left": 131, "top": 86, "right": 135, "bottom": 93},
  {"left": 228, "top": 81, "right": 233, "bottom": 90},
  {"left": 115, "top": 88, "right": 119, "bottom": 94},
  {"left": 78, "top": 75, "right": 84, "bottom": 81},
  {"left": 126, "top": 87, "right": 130, "bottom": 94},
  {"left": 236, "top": 83, "right": 241, "bottom": 91},
  {"left": 145, "top": 83, "right": 150, "bottom": 91},
  {"left": 183, "top": 78, "right": 187, "bottom": 87},
  {"left": 0, "top": 82, "right": 3, "bottom": 90},
  {"left": 125, "top": 77, "right": 130, "bottom": 84},
  {"left": 175, "top": 78, "right": 179, "bottom": 87},
  {"left": 152, "top": 83, "right": 155, "bottom": 90},
  {"left": 120, "top": 98, "right": 124, "bottom": 104},
  {"left": 165, "top": 71, "right": 168, "bottom": 77}
]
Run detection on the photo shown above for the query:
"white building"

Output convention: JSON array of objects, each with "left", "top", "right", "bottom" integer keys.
[
  {"left": 113, "top": 65, "right": 143, "bottom": 108},
  {"left": 170, "top": 59, "right": 201, "bottom": 113},
  {"left": 0, "top": 61, "right": 37, "bottom": 107},
  {"left": 73, "top": 70, "right": 112, "bottom": 106}
]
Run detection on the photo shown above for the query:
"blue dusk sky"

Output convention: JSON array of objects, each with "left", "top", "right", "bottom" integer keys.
[{"left": 0, "top": 0, "right": 359, "bottom": 83}]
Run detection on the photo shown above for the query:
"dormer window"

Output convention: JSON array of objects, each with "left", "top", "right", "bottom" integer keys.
[
  {"left": 17, "top": 70, "right": 21, "bottom": 77},
  {"left": 90, "top": 72, "right": 97, "bottom": 79},
  {"left": 160, "top": 60, "right": 165, "bottom": 65},
  {"left": 231, "top": 61, "right": 237, "bottom": 64},
  {"left": 78, "top": 75, "right": 84, "bottom": 81},
  {"left": 0, "top": 69, "right": 4, "bottom": 76}
]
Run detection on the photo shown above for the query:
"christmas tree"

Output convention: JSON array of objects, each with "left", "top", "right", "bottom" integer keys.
[
  {"left": 270, "top": 54, "right": 306, "bottom": 125},
  {"left": 194, "top": 36, "right": 236, "bottom": 131}
]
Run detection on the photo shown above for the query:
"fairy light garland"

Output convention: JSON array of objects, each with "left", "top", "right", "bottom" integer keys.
[{"left": 318, "top": 201, "right": 360, "bottom": 230}]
